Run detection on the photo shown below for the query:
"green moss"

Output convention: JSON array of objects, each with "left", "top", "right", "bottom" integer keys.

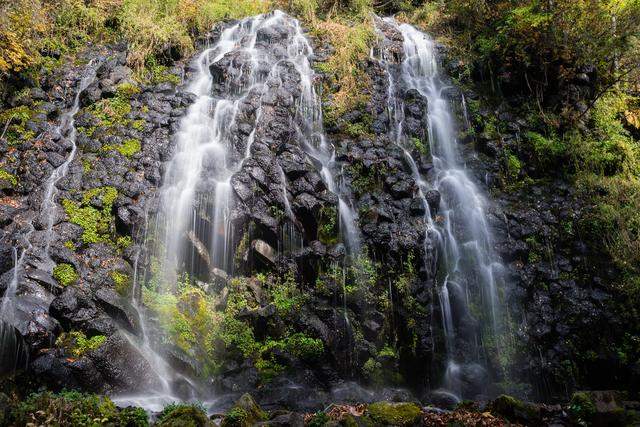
[
  {"left": 111, "top": 271, "right": 131, "bottom": 296},
  {"left": 132, "top": 119, "right": 145, "bottom": 131},
  {"left": 116, "top": 235, "right": 133, "bottom": 250},
  {"left": 318, "top": 205, "right": 338, "bottom": 244},
  {"left": 505, "top": 151, "right": 522, "bottom": 180},
  {"left": 116, "top": 82, "right": 141, "bottom": 98},
  {"left": 0, "top": 169, "right": 18, "bottom": 187},
  {"left": 488, "top": 395, "right": 540, "bottom": 424},
  {"left": 63, "top": 240, "right": 76, "bottom": 251},
  {"left": 81, "top": 158, "right": 93, "bottom": 173},
  {"left": 0, "top": 105, "right": 38, "bottom": 145},
  {"left": 53, "top": 263, "right": 78, "bottom": 286},
  {"left": 144, "top": 279, "right": 221, "bottom": 375},
  {"left": 307, "top": 412, "right": 330, "bottom": 427},
  {"left": 411, "top": 137, "right": 429, "bottom": 155},
  {"left": 221, "top": 407, "right": 249, "bottom": 427},
  {"left": 283, "top": 333, "right": 324, "bottom": 361},
  {"left": 55, "top": 331, "right": 106, "bottom": 358},
  {"left": 136, "top": 59, "right": 182, "bottom": 85},
  {"left": 524, "top": 131, "right": 567, "bottom": 169},
  {"left": 366, "top": 402, "right": 422, "bottom": 426},
  {"left": 221, "top": 394, "right": 266, "bottom": 427},
  {"left": 103, "top": 138, "right": 141, "bottom": 157},
  {"left": 62, "top": 186, "right": 117, "bottom": 244},
  {"left": 156, "top": 402, "right": 210, "bottom": 427},
  {"left": 87, "top": 95, "right": 132, "bottom": 128}
]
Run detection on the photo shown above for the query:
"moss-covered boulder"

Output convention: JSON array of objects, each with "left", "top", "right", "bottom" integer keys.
[
  {"left": 568, "top": 391, "right": 639, "bottom": 427},
  {"left": 365, "top": 401, "right": 422, "bottom": 426},
  {"left": 487, "top": 395, "right": 541, "bottom": 424},
  {"left": 156, "top": 403, "right": 212, "bottom": 427},
  {"left": 221, "top": 393, "right": 267, "bottom": 427}
]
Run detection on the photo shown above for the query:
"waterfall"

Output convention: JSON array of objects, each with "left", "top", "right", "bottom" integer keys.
[
  {"left": 156, "top": 10, "right": 360, "bottom": 284},
  {"left": 0, "top": 63, "right": 98, "bottom": 373},
  {"left": 42, "top": 63, "right": 99, "bottom": 268},
  {"left": 124, "top": 9, "right": 363, "bottom": 409},
  {"left": 374, "top": 18, "right": 506, "bottom": 399}
]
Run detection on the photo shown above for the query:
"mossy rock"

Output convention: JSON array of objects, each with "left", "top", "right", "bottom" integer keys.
[
  {"left": 221, "top": 393, "right": 267, "bottom": 427},
  {"left": 365, "top": 402, "right": 422, "bottom": 426},
  {"left": 568, "top": 391, "right": 639, "bottom": 427},
  {"left": 487, "top": 395, "right": 540, "bottom": 424},
  {"left": 156, "top": 404, "right": 212, "bottom": 427}
]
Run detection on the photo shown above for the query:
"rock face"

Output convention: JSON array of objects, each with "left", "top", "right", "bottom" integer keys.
[{"left": 0, "top": 10, "right": 634, "bottom": 412}]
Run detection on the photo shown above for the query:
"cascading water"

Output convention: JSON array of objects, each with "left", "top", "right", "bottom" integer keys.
[
  {"left": 42, "top": 62, "right": 99, "bottom": 266},
  {"left": 155, "top": 11, "right": 360, "bottom": 283},
  {"left": 128, "top": 10, "right": 362, "bottom": 409},
  {"left": 374, "top": 18, "right": 506, "bottom": 400},
  {"left": 0, "top": 63, "right": 98, "bottom": 373}
]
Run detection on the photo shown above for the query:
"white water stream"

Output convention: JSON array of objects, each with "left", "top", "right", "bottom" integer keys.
[{"left": 374, "top": 18, "right": 505, "bottom": 399}]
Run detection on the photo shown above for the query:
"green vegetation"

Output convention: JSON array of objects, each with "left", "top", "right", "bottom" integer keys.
[
  {"left": 53, "top": 263, "right": 78, "bottom": 286},
  {"left": 318, "top": 205, "right": 338, "bottom": 244},
  {"left": 0, "top": 169, "right": 18, "bottom": 187},
  {"left": 0, "top": 0, "right": 269, "bottom": 94},
  {"left": 88, "top": 95, "right": 132, "bottom": 129},
  {"left": 7, "top": 390, "right": 147, "bottom": 427},
  {"left": 120, "top": 0, "right": 269, "bottom": 69},
  {"left": 143, "top": 271, "right": 320, "bottom": 382},
  {"left": 221, "top": 394, "right": 266, "bottom": 427},
  {"left": 488, "top": 395, "right": 540, "bottom": 424},
  {"left": 156, "top": 402, "right": 209, "bottom": 427},
  {"left": 62, "top": 186, "right": 117, "bottom": 244},
  {"left": 268, "top": 269, "right": 305, "bottom": 315},
  {"left": 103, "top": 138, "right": 141, "bottom": 157},
  {"left": 366, "top": 401, "right": 422, "bottom": 426},
  {"left": 55, "top": 331, "right": 106, "bottom": 358},
  {"left": 0, "top": 105, "right": 38, "bottom": 145},
  {"left": 567, "top": 392, "right": 597, "bottom": 424},
  {"left": 111, "top": 270, "right": 131, "bottom": 296}
]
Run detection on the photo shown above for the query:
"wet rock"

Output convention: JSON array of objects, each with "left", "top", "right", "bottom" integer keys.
[
  {"left": 156, "top": 404, "right": 213, "bottom": 427},
  {"left": 487, "top": 395, "right": 541, "bottom": 425},
  {"left": 251, "top": 239, "right": 276, "bottom": 266},
  {"left": 221, "top": 393, "right": 267, "bottom": 427}
]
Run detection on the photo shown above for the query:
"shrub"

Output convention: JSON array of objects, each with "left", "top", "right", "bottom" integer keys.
[{"left": 8, "top": 391, "right": 145, "bottom": 426}]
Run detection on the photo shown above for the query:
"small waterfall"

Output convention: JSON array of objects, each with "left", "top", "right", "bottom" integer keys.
[
  {"left": 42, "top": 62, "right": 99, "bottom": 268},
  {"left": 374, "top": 18, "right": 506, "bottom": 399},
  {"left": 0, "top": 63, "right": 98, "bottom": 373}
]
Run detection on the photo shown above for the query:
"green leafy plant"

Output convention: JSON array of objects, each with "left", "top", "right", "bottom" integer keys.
[{"left": 56, "top": 331, "right": 106, "bottom": 358}]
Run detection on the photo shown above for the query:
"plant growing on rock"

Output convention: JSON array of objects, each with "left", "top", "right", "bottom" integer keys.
[
  {"left": 8, "top": 390, "right": 147, "bottom": 427},
  {"left": 55, "top": 331, "right": 106, "bottom": 358},
  {"left": 53, "top": 263, "right": 78, "bottom": 286},
  {"left": 62, "top": 186, "right": 117, "bottom": 244}
]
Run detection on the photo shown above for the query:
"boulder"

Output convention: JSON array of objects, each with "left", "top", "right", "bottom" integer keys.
[
  {"left": 221, "top": 393, "right": 267, "bottom": 427},
  {"left": 365, "top": 401, "right": 422, "bottom": 426}
]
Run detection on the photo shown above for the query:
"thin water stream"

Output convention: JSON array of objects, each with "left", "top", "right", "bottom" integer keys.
[{"left": 0, "top": 63, "right": 98, "bottom": 373}]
